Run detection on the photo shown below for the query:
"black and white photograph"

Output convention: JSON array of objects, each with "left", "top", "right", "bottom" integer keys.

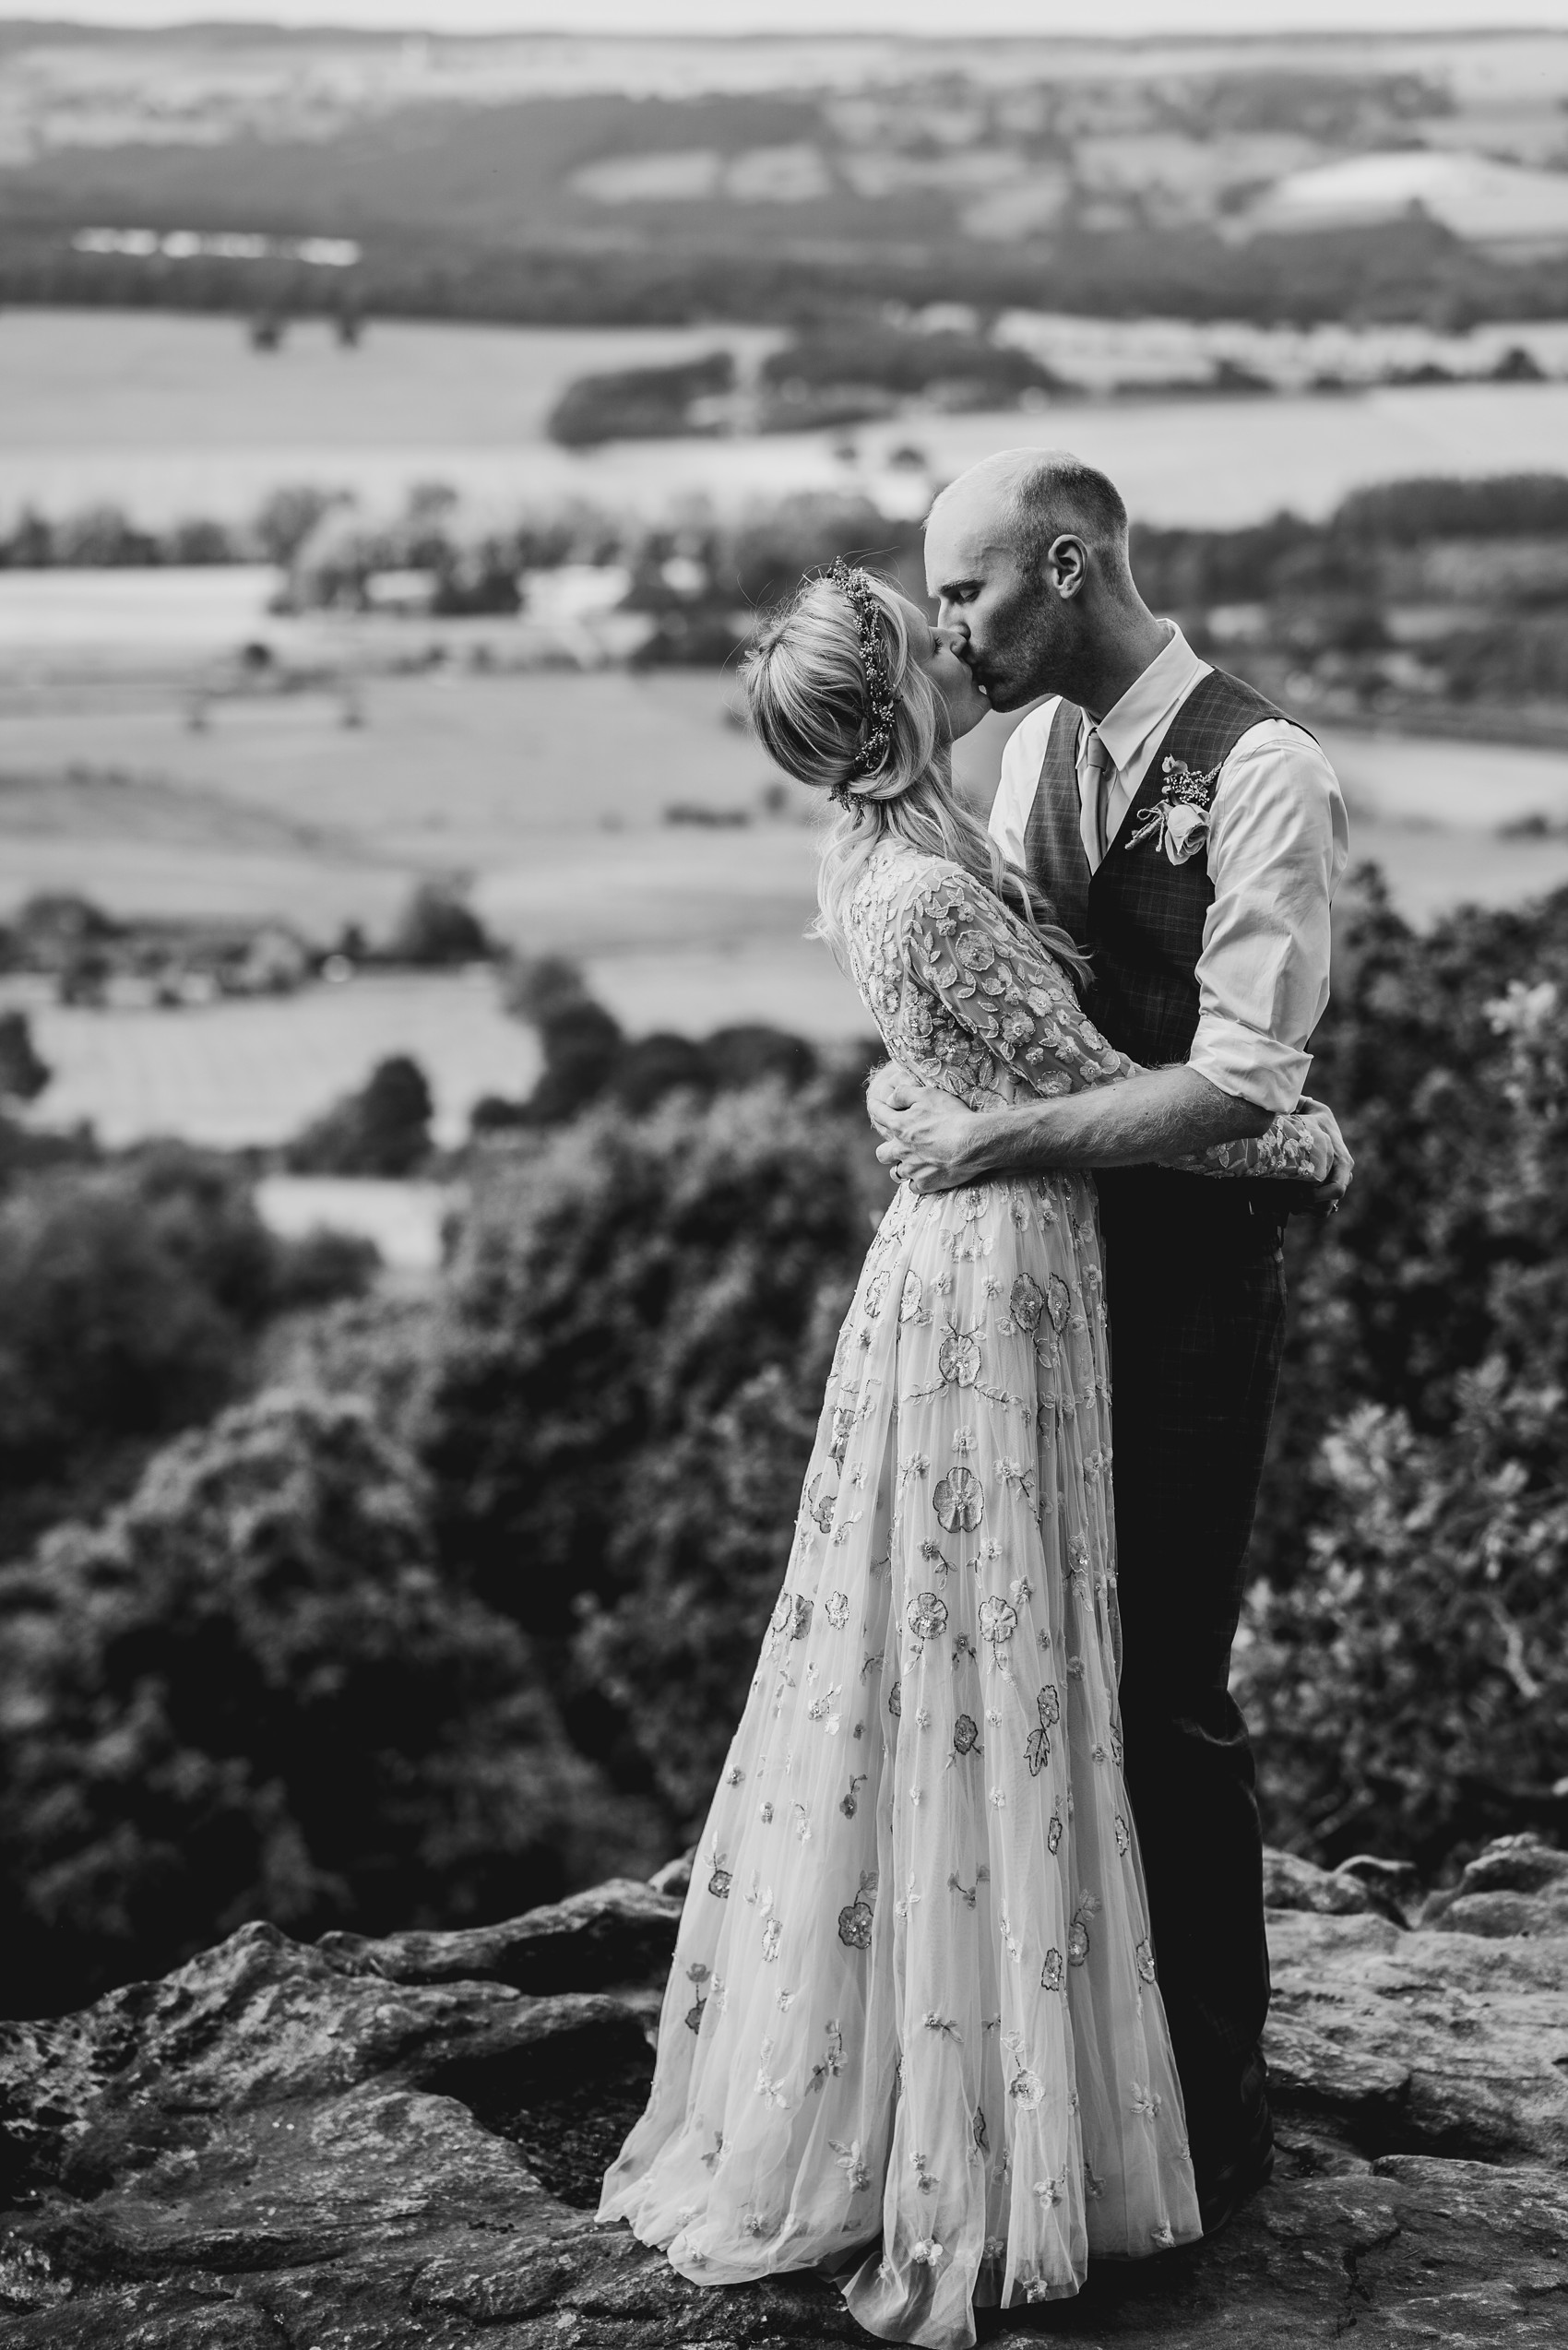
[{"left": 0, "top": 1, "right": 1565, "bottom": 2343}]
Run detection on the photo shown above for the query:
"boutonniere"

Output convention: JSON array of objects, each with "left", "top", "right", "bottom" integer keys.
[{"left": 1123, "top": 754, "right": 1222, "bottom": 866}]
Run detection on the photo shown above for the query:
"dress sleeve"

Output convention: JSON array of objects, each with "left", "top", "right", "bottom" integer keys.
[
  {"left": 906, "top": 867, "right": 1323, "bottom": 1181},
  {"left": 1163, "top": 1121, "right": 1322, "bottom": 1181},
  {"left": 906, "top": 866, "right": 1135, "bottom": 1100}
]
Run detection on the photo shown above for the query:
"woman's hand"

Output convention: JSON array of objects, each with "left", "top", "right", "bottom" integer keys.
[{"left": 1299, "top": 1098, "right": 1353, "bottom": 1215}]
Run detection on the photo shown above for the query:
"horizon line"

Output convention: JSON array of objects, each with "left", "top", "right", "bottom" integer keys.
[{"left": 6, "top": 17, "right": 1568, "bottom": 45}]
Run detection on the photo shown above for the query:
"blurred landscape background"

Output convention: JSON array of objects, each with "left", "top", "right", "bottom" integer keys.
[{"left": 1, "top": 5, "right": 1566, "bottom": 2021}]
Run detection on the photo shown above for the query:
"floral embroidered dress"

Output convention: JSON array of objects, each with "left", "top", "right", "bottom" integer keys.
[{"left": 600, "top": 845, "right": 1317, "bottom": 2348}]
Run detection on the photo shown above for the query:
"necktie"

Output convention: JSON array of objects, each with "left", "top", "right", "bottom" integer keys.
[{"left": 1084, "top": 730, "right": 1114, "bottom": 864}]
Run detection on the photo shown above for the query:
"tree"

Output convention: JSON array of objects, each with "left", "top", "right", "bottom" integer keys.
[
  {"left": 386, "top": 881, "right": 493, "bottom": 967},
  {"left": 0, "top": 1010, "right": 50, "bottom": 1104},
  {"left": 253, "top": 483, "right": 349, "bottom": 568},
  {"left": 419, "top": 1080, "right": 879, "bottom": 1655},
  {"left": 0, "top": 1145, "right": 374, "bottom": 1561},
  {"left": 287, "top": 1055, "right": 434, "bottom": 1177},
  {"left": 575, "top": 1355, "right": 834, "bottom": 1831},
  {"left": 0, "top": 1392, "right": 656, "bottom": 2016}
]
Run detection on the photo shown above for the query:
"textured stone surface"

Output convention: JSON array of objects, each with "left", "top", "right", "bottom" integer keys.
[
  {"left": 1, "top": 1843, "right": 1564, "bottom": 2347},
  {"left": 317, "top": 1877, "right": 683, "bottom": 1995},
  {"left": 1420, "top": 1833, "right": 1568, "bottom": 1940},
  {"left": 0, "top": 1917, "right": 647, "bottom": 2202},
  {"left": 1261, "top": 1846, "right": 1396, "bottom": 1922},
  {"left": 1264, "top": 1908, "right": 1568, "bottom": 2166}
]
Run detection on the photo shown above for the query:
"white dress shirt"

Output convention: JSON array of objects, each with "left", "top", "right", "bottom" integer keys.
[{"left": 989, "top": 624, "right": 1349, "bottom": 1113}]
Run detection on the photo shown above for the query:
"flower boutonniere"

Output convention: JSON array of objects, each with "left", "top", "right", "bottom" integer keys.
[{"left": 1123, "top": 753, "right": 1223, "bottom": 866}]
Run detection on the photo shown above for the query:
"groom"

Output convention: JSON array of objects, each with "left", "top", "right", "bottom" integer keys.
[{"left": 869, "top": 449, "right": 1350, "bottom": 2231}]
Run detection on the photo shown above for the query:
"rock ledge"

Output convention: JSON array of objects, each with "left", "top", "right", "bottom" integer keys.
[{"left": 2, "top": 1843, "right": 1564, "bottom": 2347}]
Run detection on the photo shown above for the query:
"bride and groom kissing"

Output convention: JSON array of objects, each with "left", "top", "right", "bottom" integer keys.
[{"left": 600, "top": 448, "right": 1352, "bottom": 2347}]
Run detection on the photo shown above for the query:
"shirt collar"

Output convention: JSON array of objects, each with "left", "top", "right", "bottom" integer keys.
[{"left": 1089, "top": 622, "right": 1207, "bottom": 777}]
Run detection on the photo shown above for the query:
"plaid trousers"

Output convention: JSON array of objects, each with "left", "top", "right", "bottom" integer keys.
[{"left": 1095, "top": 1166, "right": 1287, "bottom": 2182}]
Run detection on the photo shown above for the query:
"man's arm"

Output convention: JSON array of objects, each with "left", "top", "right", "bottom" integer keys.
[{"left": 868, "top": 1061, "right": 1268, "bottom": 1192}]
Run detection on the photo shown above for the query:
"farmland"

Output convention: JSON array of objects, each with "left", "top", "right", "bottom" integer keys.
[
  {"left": 3, "top": 307, "right": 1567, "bottom": 1149},
  {"left": 6, "top": 307, "right": 1568, "bottom": 529},
  {"left": 5, "top": 659, "right": 1568, "bottom": 1147}
]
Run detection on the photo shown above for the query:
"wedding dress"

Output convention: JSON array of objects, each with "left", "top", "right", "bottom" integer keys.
[{"left": 600, "top": 844, "right": 1316, "bottom": 2346}]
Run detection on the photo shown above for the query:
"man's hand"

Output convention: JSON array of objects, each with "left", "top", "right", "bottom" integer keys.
[
  {"left": 1299, "top": 1097, "right": 1354, "bottom": 1217},
  {"left": 866, "top": 1063, "right": 987, "bottom": 1193}
]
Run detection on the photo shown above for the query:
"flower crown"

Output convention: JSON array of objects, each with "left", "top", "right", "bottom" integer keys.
[{"left": 830, "top": 560, "right": 899, "bottom": 797}]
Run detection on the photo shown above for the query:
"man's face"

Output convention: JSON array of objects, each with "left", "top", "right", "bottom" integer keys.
[{"left": 924, "top": 493, "right": 1079, "bottom": 713}]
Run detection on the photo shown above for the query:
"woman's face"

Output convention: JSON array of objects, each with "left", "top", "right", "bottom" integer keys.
[{"left": 899, "top": 595, "right": 991, "bottom": 742}]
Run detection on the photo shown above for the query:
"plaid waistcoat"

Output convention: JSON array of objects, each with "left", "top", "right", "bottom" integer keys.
[{"left": 1021, "top": 667, "right": 1306, "bottom": 1070}]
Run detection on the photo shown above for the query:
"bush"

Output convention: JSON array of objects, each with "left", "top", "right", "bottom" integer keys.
[
  {"left": 1244, "top": 902, "right": 1568, "bottom": 1864},
  {"left": 1238, "top": 1385, "right": 1568, "bottom": 1869},
  {"left": 0, "top": 1391, "right": 656, "bottom": 2015},
  {"left": 286, "top": 1055, "right": 434, "bottom": 1177}
]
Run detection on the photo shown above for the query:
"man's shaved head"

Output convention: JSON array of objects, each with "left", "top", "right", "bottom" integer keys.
[
  {"left": 923, "top": 447, "right": 1149, "bottom": 713},
  {"left": 929, "top": 448, "right": 1131, "bottom": 577}
]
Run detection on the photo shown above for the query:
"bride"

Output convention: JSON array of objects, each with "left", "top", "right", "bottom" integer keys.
[{"left": 599, "top": 563, "right": 1324, "bottom": 2348}]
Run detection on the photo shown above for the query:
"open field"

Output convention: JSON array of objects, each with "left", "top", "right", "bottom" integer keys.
[
  {"left": 0, "top": 967, "right": 542, "bottom": 1151},
  {"left": 4, "top": 662, "right": 1568, "bottom": 1148},
  {"left": 0, "top": 669, "right": 820, "bottom": 950},
  {"left": 8, "top": 665, "right": 1568, "bottom": 945},
  {"left": 6, "top": 310, "right": 1568, "bottom": 529}
]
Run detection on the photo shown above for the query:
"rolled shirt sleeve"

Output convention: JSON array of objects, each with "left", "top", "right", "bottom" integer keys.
[{"left": 1187, "top": 722, "right": 1349, "bottom": 1114}]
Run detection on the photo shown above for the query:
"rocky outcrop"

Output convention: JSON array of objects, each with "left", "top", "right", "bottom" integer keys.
[{"left": 1, "top": 1843, "right": 1565, "bottom": 2347}]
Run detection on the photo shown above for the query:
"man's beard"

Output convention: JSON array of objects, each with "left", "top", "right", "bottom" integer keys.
[{"left": 973, "top": 613, "right": 1069, "bottom": 711}]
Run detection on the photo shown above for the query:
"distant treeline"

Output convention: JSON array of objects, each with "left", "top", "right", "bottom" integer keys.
[
  {"left": 1129, "top": 474, "right": 1568, "bottom": 605},
  {"left": 14, "top": 469, "right": 1568, "bottom": 581},
  {"left": 6, "top": 215, "right": 1568, "bottom": 334},
  {"left": 0, "top": 483, "right": 334, "bottom": 570},
  {"left": 9, "top": 472, "right": 1567, "bottom": 718},
  {"left": 547, "top": 331, "right": 1064, "bottom": 446}
]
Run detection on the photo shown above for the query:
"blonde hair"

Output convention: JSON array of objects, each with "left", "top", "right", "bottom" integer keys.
[{"left": 742, "top": 569, "right": 1088, "bottom": 981}]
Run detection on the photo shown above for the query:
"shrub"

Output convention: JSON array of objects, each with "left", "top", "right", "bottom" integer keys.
[
  {"left": 0, "top": 1392, "right": 656, "bottom": 2015},
  {"left": 1238, "top": 1383, "right": 1568, "bottom": 1869},
  {"left": 1245, "top": 920, "right": 1568, "bottom": 1863}
]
